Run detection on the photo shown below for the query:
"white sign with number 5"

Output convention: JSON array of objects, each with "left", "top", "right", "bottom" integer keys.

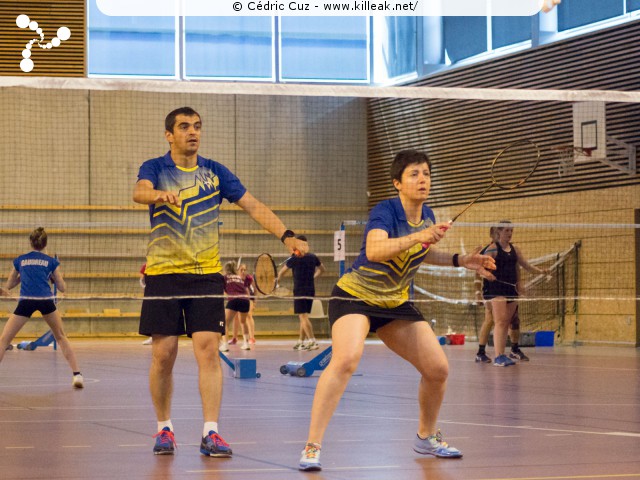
[{"left": 333, "top": 230, "right": 345, "bottom": 262}]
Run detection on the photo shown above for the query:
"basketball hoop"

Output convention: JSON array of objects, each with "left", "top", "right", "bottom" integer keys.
[{"left": 552, "top": 146, "right": 593, "bottom": 177}]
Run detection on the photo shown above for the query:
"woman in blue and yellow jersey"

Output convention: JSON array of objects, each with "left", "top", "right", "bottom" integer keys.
[
  {"left": 298, "top": 150, "right": 497, "bottom": 471},
  {"left": 0, "top": 227, "right": 83, "bottom": 388}
]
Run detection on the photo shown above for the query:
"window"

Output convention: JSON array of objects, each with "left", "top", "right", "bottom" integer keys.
[
  {"left": 558, "top": 0, "right": 624, "bottom": 31},
  {"left": 492, "top": 16, "right": 532, "bottom": 50},
  {"left": 88, "top": 1, "right": 175, "bottom": 76},
  {"left": 185, "top": 17, "right": 273, "bottom": 80},
  {"left": 87, "top": 0, "right": 637, "bottom": 83},
  {"left": 443, "top": 17, "right": 487, "bottom": 63},
  {"left": 373, "top": 17, "right": 417, "bottom": 83},
  {"left": 279, "top": 17, "right": 368, "bottom": 82},
  {"left": 628, "top": 0, "right": 640, "bottom": 11}
]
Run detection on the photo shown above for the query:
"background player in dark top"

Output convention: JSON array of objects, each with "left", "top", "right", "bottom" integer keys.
[
  {"left": 479, "top": 221, "right": 549, "bottom": 367},
  {"left": 0, "top": 227, "right": 83, "bottom": 388},
  {"left": 277, "top": 235, "right": 325, "bottom": 351}
]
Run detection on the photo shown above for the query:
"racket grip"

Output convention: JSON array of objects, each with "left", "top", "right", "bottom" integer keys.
[{"left": 421, "top": 223, "right": 451, "bottom": 249}]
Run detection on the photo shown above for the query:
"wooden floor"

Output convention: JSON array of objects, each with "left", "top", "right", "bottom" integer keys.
[{"left": 0, "top": 338, "right": 639, "bottom": 480}]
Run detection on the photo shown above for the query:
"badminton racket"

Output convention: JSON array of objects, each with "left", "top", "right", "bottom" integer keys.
[
  {"left": 253, "top": 251, "right": 299, "bottom": 295},
  {"left": 424, "top": 139, "right": 541, "bottom": 248}
]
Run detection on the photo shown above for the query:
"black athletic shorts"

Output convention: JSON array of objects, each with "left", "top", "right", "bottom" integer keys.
[
  {"left": 483, "top": 282, "right": 518, "bottom": 302},
  {"left": 14, "top": 299, "right": 57, "bottom": 318},
  {"left": 139, "top": 273, "right": 225, "bottom": 337},
  {"left": 225, "top": 298, "right": 250, "bottom": 313},
  {"left": 294, "top": 298, "right": 313, "bottom": 315},
  {"left": 328, "top": 286, "right": 425, "bottom": 333}
]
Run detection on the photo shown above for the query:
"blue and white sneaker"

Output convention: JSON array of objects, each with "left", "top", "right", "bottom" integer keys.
[
  {"left": 299, "top": 442, "right": 322, "bottom": 471},
  {"left": 475, "top": 352, "right": 492, "bottom": 363},
  {"left": 200, "top": 431, "right": 232, "bottom": 457},
  {"left": 493, "top": 354, "right": 516, "bottom": 367},
  {"left": 153, "top": 427, "right": 176, "bottom": 455},
  {"left": 413, "top": 431, "right": 462, "bottom": 458}
]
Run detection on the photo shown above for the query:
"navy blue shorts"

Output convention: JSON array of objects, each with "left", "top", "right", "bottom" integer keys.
[
  {"left": 14, "top": 299, "right": 56, "bottom": 318},
  {"left": 225, "top": 298, "right": 250, "bottom": 313},
  {"left": 328, "top": 286, "right": 425, "bottom": 333},
  {"left": 139, "top": 273, "right": 225, "bottom": 337},
  {"left": 294, "top": 298, "right": 313, "bottom": 315},
  {"left": 483, "top": 282, "right": 518, "bottom": 302}
]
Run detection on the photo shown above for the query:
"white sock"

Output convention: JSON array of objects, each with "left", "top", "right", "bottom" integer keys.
[
  {"left": 157, "top": 420, "right": 173, "bottom": 432},
  {"left": 203, "top": 422, "right": 219, "bottom": 436}
]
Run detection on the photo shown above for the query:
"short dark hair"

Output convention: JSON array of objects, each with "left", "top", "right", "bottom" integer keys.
[
  {"left": 165, "top": 107, "right": 201, "bottom": 133},
  {"left": 389, "top": 150, "right": 431, "bottom": 185},
  {"left": 30, "top": 227, "right": 47, "bottom": 251},
  {"left": 296, "top": 235, "right": 307, "bottom": 242}
]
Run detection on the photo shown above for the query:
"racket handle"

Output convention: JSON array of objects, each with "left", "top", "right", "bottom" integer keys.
[
  {"left": 293, "top": 248, "right": 302, "bottom": 257},
  {"left": 421, "top": 223, "right": 451, "bottom": 249}
]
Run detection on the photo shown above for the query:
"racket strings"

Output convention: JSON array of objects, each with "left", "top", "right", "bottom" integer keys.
[
  {"left": 254, "top": 254, "right": 277, "bottom": 295},
  {"left": 490, "top": 140, "right": 541, "bottom": 190}
]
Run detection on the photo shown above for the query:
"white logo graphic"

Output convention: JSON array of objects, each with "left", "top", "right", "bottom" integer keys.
[{"left": 16, "top": 14, "right": 71, "bottom": 73}]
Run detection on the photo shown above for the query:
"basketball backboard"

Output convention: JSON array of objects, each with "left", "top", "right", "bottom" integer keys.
[
  {"left": 573, "top": 102, "right": 606, "bottom": 161},
  {"left": 570, "top": 101, "right": 636, "bottom": 175}
]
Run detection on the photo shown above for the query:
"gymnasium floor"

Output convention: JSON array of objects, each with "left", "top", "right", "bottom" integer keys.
[{"left": 0, "top": 338, "right": 639, "bottom": 480}]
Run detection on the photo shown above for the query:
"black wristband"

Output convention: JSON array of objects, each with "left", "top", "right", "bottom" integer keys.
[
  {"left": 452, "top": 253, "right": 460, "bottom": 268},
  {"left": 280, "top": 229, "right": 295, "bottom": 243}
]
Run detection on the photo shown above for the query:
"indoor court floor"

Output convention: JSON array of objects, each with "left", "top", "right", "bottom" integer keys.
[{"left": 0, "top": 338, "right": 639, "bottom": 480}]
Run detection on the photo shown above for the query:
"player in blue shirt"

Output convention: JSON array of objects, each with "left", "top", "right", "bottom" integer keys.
[
  {"left": 0, "top": 227, "right": 83, "bottom": 388},
  {"left": 133, "top": 107, "right": 307, "bottom": 458},
  {"left": 298, "top": 150, "right": 497, "bottom": 471}
]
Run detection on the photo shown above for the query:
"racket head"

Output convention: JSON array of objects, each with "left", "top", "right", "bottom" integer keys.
[
  {"left": 254, "top": 253, "right": 277, "bottom": 295},
  {"left": 490, "top": 139, "right": 541, "bottom": 190}
]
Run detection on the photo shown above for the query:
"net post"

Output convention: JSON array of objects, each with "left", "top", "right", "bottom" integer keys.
[
  {"left": 339, "top": 222, "right": 345, "bottom": 277},
  {"left": 338, "top": 220, "right": 367, "bottom": 278},
  {"left": 572, "top": 240, "right": 582, "bottom": 347}
]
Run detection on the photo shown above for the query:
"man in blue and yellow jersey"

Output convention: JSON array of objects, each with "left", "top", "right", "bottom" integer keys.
[
  {"left": 133, "top": 107, "right": 307, "bottom": 459},
  {"left": 298, "top": 150, "right": 496, "bottom": 471}
]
